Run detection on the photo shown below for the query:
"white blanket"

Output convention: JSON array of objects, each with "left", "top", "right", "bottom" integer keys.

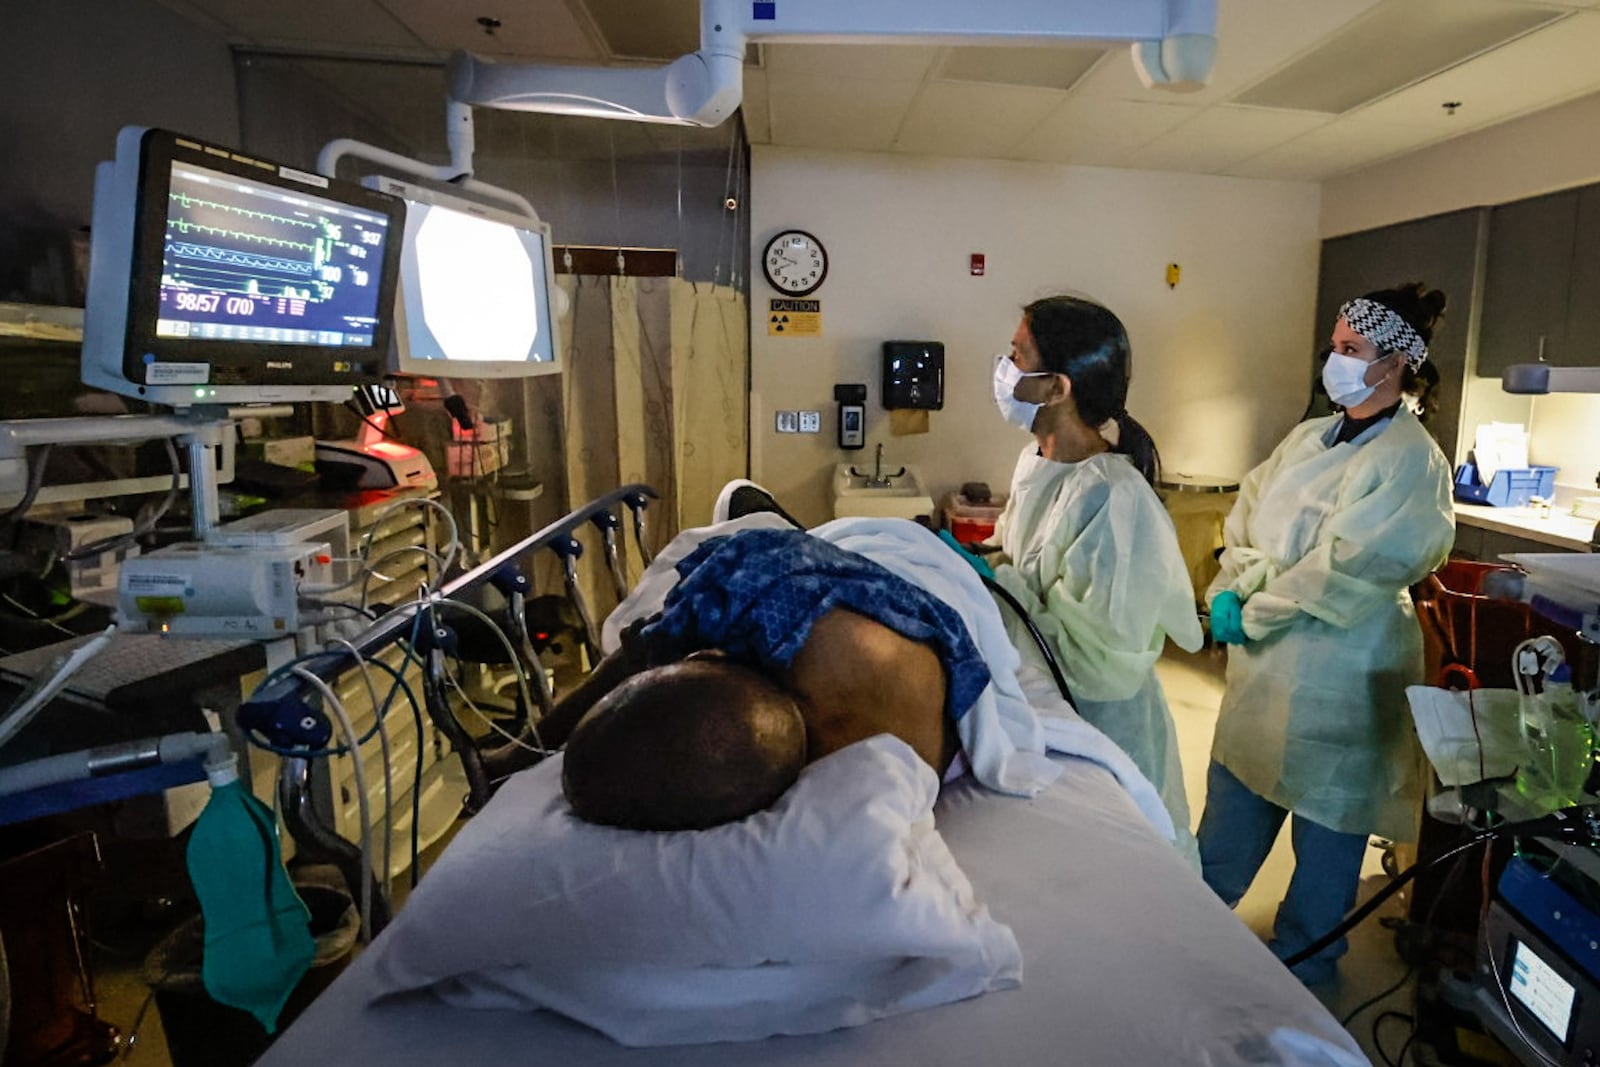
[
  {"left": 364, "top": 737, "right": 1022, "bottom": 1046},
  {"left": 602, "top": 515, "right": 1174, "bottom": 838}
]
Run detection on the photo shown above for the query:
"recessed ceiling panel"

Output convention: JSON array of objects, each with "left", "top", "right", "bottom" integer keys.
[
  {"left": 936, "top": 45, "right": 1104, "bottom": 91},
  {"left": 1121, "top": 105, "right": 1331, "bottom": 173},
  {"left": 1234, "top": 0, "right": 1567, "bottom": 114},
  {"left": 766, "top": 74, "right": 920, "bottom": 152},
  {"left": 583, "top": 0, "right": 700, "bottom": 61},
  {"left": 763, "top": 43, "right": 941, "bottom": 82},
  {"left": 1355, "top": 12, "right": 1600, "bottom": 128},
  {"left": 893, "top": 82, "right": 1064, "bottom": 158}
]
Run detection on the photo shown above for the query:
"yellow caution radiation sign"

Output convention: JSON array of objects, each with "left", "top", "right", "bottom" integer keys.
[{"left": 768, "top": 298, "right": 822, "bottom": 337}]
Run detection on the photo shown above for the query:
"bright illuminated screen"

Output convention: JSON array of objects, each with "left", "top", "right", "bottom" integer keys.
[
  {"left": 1510, "top": 937, "right": 1577, "bottom": 1042},
  {"left": 386, "top": 181, "right": 559, "bottom": 379},
  {"left": 158, "top": 161, "right": 391, "bottom": 348}
]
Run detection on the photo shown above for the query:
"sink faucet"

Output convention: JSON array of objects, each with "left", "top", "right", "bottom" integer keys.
[{"left": 851, "top": 443, "right": 906, "bottom": 489}]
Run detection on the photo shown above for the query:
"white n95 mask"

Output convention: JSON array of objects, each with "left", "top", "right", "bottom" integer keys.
[
  {"left": 993, "top": 354, "right": 1051, "bottom": 431},
  {"left": 1322, "top": 351, "right": 1379, "bottom": 409}
]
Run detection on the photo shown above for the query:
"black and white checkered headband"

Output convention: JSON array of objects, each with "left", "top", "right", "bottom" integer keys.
[{"left": 1339, "top": 298, "right": 1428, "bottom": 369}]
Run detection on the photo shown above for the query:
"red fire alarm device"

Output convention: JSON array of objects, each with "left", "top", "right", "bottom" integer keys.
[{"left": 970, "top": 253, "right": 986, "bottom": 276}]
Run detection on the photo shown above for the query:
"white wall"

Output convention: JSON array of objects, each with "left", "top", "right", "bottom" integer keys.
[
  {"left": 750, "top": 147, "right": 1322, "bottom": 526},
  {"left": 1324, "top": 90, "right": 1600, "bottom": 495}
]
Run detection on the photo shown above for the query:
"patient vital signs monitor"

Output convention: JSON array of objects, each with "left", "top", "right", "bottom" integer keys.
[
  {"left": 367, "top": 176, "right": 562, "bottom": 379},
  {"left": 82, "top": 128, "right": 405, "bottom": 405}
]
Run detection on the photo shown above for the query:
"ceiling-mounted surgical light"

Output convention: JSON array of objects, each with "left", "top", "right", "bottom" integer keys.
[{"left": 449, "top": 0, "right": 1218, "bottom": 127}]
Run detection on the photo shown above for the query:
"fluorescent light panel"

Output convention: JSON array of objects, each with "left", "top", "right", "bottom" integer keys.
[{"left": 1234, "top": 0, "right": 1567, "bottom": 115}]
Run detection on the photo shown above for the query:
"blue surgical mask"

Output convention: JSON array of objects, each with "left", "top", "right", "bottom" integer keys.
[{"left": 993, "top": 354, "right": 1052, "bottom": 431}]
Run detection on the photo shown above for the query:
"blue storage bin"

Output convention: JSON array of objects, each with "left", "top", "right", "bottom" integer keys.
[{"left": 1453, "top": 460, "right": 1557, "bottom": 507}]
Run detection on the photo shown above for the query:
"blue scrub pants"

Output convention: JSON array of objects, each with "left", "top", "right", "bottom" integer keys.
[{"left": 1196, "top": 761, "right": 1370, "bottom": 985}]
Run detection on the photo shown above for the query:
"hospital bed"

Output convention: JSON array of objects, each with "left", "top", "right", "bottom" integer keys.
[
  {"left": 255, "top": 494, "right": 1368, "bottom": 1067},
  {"left": 261, "top": 746, "right": 1364, "bottom": 1066}
]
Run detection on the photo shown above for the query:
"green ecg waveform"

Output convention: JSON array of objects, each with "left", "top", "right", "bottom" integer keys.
[
  {"left": 167, "top": 216, "right": 315, "bottom": 252},
  {"left": 169, "top": 192, "right": 319, "bottom": 229}
]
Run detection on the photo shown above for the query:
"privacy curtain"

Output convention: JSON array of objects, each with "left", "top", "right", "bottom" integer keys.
[{"left": 555, "top": 274, "right": 748, "bottom": 629}]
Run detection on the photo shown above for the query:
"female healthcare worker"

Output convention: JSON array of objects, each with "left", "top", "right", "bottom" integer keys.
[
  {"left": 1197, "top": 282, "right": 1456, "bottom": 984},
  {"left": 984, "top": 296, "right": 1204, "bottom": 862}
]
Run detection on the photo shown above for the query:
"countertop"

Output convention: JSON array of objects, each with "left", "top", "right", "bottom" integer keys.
[{"left": 1453, "top": 498, "right": 1597, "bottom": 552}]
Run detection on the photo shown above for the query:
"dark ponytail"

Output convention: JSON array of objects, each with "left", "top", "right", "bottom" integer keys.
[
  {"left": 1361, "top": 282, "right": 1447, "bottom": 425},
  {"left": 1024, "top": 295, "right": 1162, "bottom": 486},
  {"left": 1113, "top": 412, "right": 1161, "bottom": 486}
]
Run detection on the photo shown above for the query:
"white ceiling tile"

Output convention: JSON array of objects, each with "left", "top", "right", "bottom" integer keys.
[
  {"left": 892, "top": 82, "right": 1064, "bottom": 158},
  {"left": 1121, "top": 105, "right": 1332, "bottom": 173},
  {"left": 763, "top": 43, "right": 941, "bottom": 82},
  {"left": 766, "top": 74, "right": 922, "bottom": 152},
  {"left": 1014, "top": 98, "right": 1200, "bottom": 165},
  {"left": 1071, "top": 0, "right": 1385, "bottom": 106},
  {"left": 742, "top": 68, "right": 772, "bottom": 143},
  {"left": 1224, "top": 116, "right": 1440, "bottom": 180},
  {"left": 1352, "top": 11, "right": 1600, "bottom": 128},
  {"left": 936, "top": 44, "right": 1105, "bottom": 91},
  {"left": 177, "top": 0, "right": 429, "bottom": 52},
  {"left": 380, "top": 0, "right": 600, "bottom": 61}
]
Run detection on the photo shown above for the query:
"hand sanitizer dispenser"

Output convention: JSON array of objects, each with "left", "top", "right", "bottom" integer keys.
[
  {"left": 881, "top": 341, "right": 944, "bottom": 410},
  {"left": 834, "top": 383, "right": 866, "bottom": 450}
]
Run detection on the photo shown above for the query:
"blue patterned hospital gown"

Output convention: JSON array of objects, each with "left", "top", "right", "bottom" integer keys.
[{"left": 637, "top": 529, "right": 990, "bottom": 723}]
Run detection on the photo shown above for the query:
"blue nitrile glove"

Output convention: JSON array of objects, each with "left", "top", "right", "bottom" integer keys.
[
  {"left": 937, "top": 528, "right": 995, "bottom": 580},
  {"left": 1209, "top": 590, "right": 1249, "bottom": 645}
]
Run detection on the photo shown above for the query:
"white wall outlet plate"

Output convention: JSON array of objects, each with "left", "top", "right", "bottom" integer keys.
[
  {"left": 798, "top": 410, "right": 821, "bottom": 433},
  {"left": 775, "top": 411, "right": 799, "bottom": 433}
]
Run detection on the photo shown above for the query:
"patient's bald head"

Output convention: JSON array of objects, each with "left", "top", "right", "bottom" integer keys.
[{"left": 561, "top": 659, "right": 807, "bottom": 831}]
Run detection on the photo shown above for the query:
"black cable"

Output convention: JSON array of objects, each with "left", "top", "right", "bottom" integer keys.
[
  {"left": 1341, "top": 965, "right": 1415, "bottom": 1026},
  {"left": 347, "top": 403, "right": 401, "bottom": 443},
  {"left": 1283, "top": 834, "right": 1491, "bottom": 969},
  {"left": 1372, "top": 1010, "right": 1415, "bottom": 1067},
  {"left": 1284, "top": 804, "right": 1600, "bottom": 970},
  {"left": 980, "top": 574, "right": 1074, "bottom": 705}
]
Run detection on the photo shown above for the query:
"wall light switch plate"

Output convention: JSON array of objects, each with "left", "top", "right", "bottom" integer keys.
[
  {"left": 775, "top": 410, "right": 799, "bottom": 433},
  {"left": 798, "top": 410, "right": 821, "bottom": 433}
]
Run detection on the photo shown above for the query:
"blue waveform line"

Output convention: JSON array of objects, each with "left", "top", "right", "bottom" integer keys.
[{"left": 168, "top": 241, "right": 314, "bottom": 276}]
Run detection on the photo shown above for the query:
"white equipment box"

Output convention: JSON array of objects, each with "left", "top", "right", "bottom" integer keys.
[{"left": 117, "top": 541, "right": 332, "bottom": 637}]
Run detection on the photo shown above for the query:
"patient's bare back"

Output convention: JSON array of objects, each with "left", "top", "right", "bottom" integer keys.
[{"left": 784, "top": 608, "right": 955, "bottom": 774}]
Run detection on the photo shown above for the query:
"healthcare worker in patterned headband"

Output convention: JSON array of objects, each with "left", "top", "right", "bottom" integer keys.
[{"left": 1197, "top": 282, "right": 1456, "bottom": 985}]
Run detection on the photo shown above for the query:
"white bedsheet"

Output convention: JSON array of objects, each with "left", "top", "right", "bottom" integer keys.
[{"left": 260, "top": 752, "right": 1368, "bottom": 1067}]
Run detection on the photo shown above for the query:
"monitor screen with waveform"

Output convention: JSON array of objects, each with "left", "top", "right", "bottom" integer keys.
[{"left": 156, "top": 160, "right": 392, "bottom": 349}]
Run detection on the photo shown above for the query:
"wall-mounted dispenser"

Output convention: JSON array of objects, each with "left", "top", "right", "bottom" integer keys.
[
  {"left": 882, "top": 341, "right": 944, "bottom": 410},
  {"left": 834, "top": 383, "right": 866, "bottom": 450}
]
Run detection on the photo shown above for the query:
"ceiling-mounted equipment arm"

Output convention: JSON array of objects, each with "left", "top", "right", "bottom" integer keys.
[{"left": 448, "top": 0, "right": 1217, "bottom": 127}]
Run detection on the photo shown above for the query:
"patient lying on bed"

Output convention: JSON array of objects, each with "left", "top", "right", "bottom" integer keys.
[{"left": 539, "top": 527, "right": 989, "bottom": 831}]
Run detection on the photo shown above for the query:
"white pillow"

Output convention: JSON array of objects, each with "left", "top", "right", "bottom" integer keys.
[{"left": 364, "top": 735, "right": 1022, "bottom": 1046}]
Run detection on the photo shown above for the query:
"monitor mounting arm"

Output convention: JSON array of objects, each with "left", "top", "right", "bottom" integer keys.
[{"left": 448, "top": 0, "right": 1218, "bottom": 127}]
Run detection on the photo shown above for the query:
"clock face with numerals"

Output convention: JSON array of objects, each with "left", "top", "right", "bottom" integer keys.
[{"left": 762, "top": 230, "right": 827, "bottom": 296}]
